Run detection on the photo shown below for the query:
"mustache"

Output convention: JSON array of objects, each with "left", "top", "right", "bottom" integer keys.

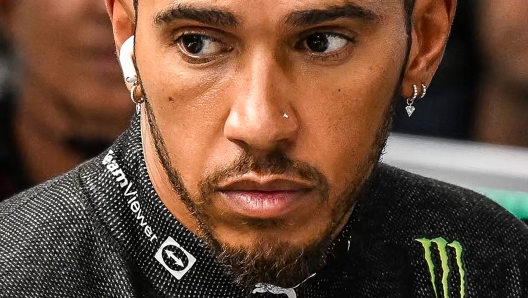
[{"left": 199, "top": 150, "right": 329, "bottom": 199}]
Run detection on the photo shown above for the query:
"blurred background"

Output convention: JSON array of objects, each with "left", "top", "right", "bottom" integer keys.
[
  {"left": 0, "top": 0, "right": 134, "bottom": 200},
  {"left": 0, "top": 1, "right": 527, "bottom": 222}
]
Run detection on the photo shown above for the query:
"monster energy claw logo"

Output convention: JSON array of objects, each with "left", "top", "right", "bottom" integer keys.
[{"left": 416, "top": 237, "right": 466, "bottom": 298}]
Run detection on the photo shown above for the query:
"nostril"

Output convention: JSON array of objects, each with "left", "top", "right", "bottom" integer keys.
[{"left": 224, "top": 109, "right": 298, "bottom": 152}]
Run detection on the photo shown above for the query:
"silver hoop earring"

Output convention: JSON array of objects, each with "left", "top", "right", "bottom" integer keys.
[
  {"left": 420, "top": 84, "right": 428, "bottom": 99},
  {"left": 130, "top": 83, "right": 145, "bottom": 115},
  {"left": 406, "top": 84, "right": 418, "bottom": 117}
]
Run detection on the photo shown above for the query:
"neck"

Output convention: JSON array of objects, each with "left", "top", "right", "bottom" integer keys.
[
  {"left": 13, "top": 73, "right": 122, "bottom": 184},
  {"left": 473, "top": 76, "right": 528, "bottom": 147}
]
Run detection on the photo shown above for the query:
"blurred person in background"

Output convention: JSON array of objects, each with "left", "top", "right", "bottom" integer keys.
[
  {"left": 0, "top": 13, "right": 11, "bottom": 100},
  {"left": 473, "top": 0, "right": 528, "bottom": 148},
  {"left": 0, "top": 0, "right": 133, "bottom": 200}
]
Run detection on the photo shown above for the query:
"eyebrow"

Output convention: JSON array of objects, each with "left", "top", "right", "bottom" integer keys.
[
  {"left": 154, "top": 4, "right": 240, "bottom": 28},
  {"left": 285, "top": 3, "right": 380, "bottom": 27}
]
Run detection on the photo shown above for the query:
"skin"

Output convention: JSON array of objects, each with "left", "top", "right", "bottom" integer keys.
[
  {"left": 473, "top": 0, "right": 528, "bottom": 147},
  {"left": 0, "top": 0, "right": 133, "bottom": 184},
  {"left": 106, "top": 0, "right": 455, "bottom": 287}
]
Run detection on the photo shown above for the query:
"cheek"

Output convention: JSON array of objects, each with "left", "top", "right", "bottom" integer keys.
[
  {"left": 294, "top": 54, "right": 402, "bottom": 200},
  {"left": 295, "top": 93, "right": 387, "bottom": 202},
  {"left": 138, "top": 48, "right": 235, "bottom": 189}
]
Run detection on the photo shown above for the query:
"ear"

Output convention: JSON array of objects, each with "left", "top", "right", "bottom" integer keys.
[
  {"left": 401, "top": 0, "right": 457, "bottom": 99},
  {"left": 106, "top": 0, "right": 135, "bottom": 54}
]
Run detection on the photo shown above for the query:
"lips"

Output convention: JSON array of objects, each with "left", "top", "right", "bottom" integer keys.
[{"left": 216, "top": 175, "right": 313, "bottom": 219}]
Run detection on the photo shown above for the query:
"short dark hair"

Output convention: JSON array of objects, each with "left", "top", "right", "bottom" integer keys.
[{"left": 133, "top": 0, "right": 416, "bottom": 29}]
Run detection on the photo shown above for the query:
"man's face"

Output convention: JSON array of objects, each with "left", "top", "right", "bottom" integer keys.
[
  {"left": 135, "top": 0, "right": 409, "bottom": 287},
  {"left": 4, "top": 0, "right": 131, "bottom": 122}
]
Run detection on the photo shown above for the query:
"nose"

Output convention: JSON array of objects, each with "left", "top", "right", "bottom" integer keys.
[{"left": 224, "top": 52, "right": 298, "bottom": 153}]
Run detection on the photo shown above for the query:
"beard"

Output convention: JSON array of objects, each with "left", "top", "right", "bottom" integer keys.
[{"left": 142, "top": 95, "right": 396, "bottom": 289}]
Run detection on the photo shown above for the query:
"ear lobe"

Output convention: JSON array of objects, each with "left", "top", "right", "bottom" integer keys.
[
  {"left": 106, "top": 0, "right": 135, "bottom": 54},
  {"left": 401, "top": 0, "right": 457, "bottom": 98}
]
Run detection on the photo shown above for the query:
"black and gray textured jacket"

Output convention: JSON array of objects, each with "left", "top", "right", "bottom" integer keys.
[{"left": 1, "top": 115, "right": 527, "bottom": 298}]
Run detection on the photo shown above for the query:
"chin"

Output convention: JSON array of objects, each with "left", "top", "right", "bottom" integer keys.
[{"left": 204, "top": 224, "right": 335, "bottom": 289}]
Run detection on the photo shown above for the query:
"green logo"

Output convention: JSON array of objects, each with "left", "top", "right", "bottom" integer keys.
[{"left": 416, "top": 238, "right": 466, "bottom": 298}]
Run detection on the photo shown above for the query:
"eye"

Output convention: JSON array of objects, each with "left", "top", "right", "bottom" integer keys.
[
  {"left": 176, "top": 33, "right": 232, "bottom": 61},
  {"left": 301, "top": 33, "right": 351, "bottom": 54}
]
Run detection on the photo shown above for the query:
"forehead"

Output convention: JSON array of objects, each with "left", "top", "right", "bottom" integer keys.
[{"left": 139, "top": 0, "right": 404, "bottom": 26}]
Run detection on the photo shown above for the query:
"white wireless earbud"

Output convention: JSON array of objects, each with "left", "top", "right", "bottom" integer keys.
[{"left": 119, "top": 36, "right": 137, "bottom": 84}]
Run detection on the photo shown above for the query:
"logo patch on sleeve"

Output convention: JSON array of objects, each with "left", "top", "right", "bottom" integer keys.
[
  {"left": 416, "top": 237, "right": 466, "bottom": 298},
  {"left": 155, "top": 237, "right": 197, "bottom": 280}
]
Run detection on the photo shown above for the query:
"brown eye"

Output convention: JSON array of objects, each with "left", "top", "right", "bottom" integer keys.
[
  {"left": 181, "top": 35, "right": 206, "bottom": 54},
  {"left": 177, "top": 34, "right": 230, "bottom": 58},
  {"left": 303, "top": 33, "right": 350, "bottom": 54}
]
